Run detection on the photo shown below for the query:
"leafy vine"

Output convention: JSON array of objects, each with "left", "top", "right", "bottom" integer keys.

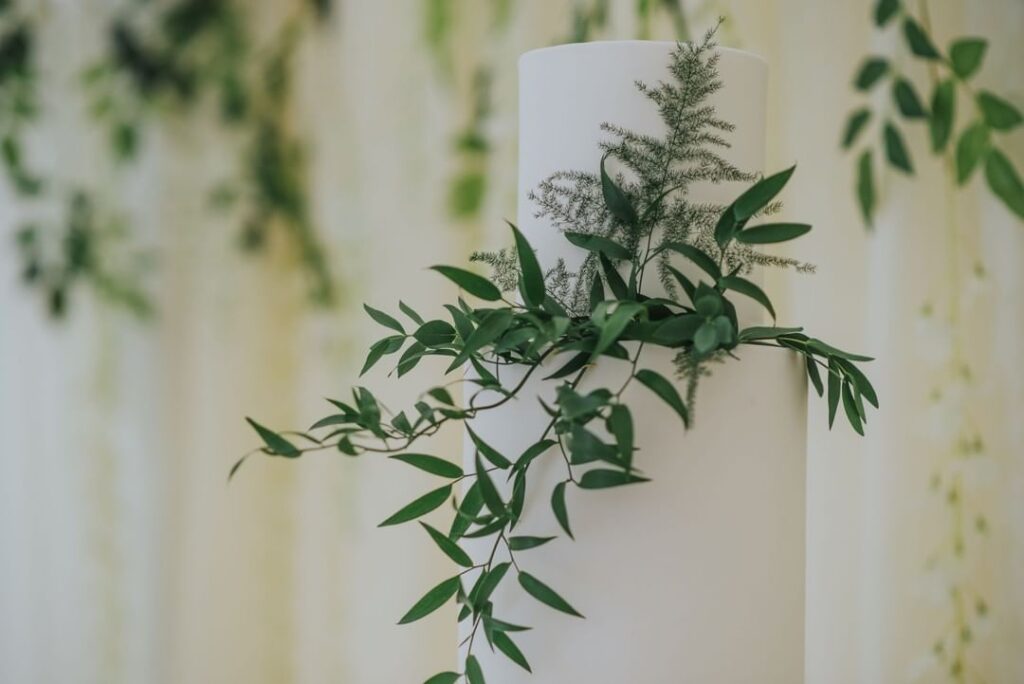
[
  {"left": 842, "top": 0, "right": 1023, "bottom": 225},
  {"left": 236, "top": 35, "right": 877, "bottom": 683}
]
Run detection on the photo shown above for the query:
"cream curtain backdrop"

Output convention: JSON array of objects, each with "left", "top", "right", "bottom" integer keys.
[{"left": 0, "top": 1, "right": 1021, "bottom": 683}]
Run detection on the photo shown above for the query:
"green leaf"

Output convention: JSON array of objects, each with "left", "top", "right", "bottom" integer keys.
[
  {"left": 955, "top": 122, "right": 990, "bottom": 184},
  {"left": 423, "top": 673, "right": 461, "bottom": 684},
  {"left": 666, "top": 265, "right": 695, "bottom": 302},
  {"left": 389, "top": 453, "right": 463, "bottom": 478},
  {"left": 732, "top": 165, "right": 796, "bottom": 220},
  {"left": 598, "top": 253, "right": 629, "bottom": 299},
  {"left": 467, "top": 425, "right": 512, "bottom": 469},
  {"left": 841, "top": 108, "right": 872, "bottom": 149},
  {"left": 591, "top": 302, "right": 643, "bottom": 359},
  {"left": 430, "top": 266, "right": 502, "bottom": 301},
  {"left": 984, "top": 150, "right": 1024, "bottom": 220},
  {"left": 450, "top": 310, "right": 514, "bottom": 370},
  {"left": 544, "top": 351, "right": 590, "bottom": 381},
  {"left": 806, "top": 356, "right": 824, "bottom": 397},
  {"left": 514, "top": 439, "right": 557, "bottom": 471},
  {"left": 379, "top": 484, "right": 452, "bottom": 526},
  {"left": 713, "top": 205, "right": 739, "bottom": 249},
  {"left": 883, "top": 122, "right": 913, "bottom": 174},
  {"left": 734, "top": 223, "right": 811, "bottom": 245},
  {"left": 607, "top": 404, "right": 634, "bottom": 465},
  {"left": 465, "top": 655, "right": 485, "bottom": 684},
  {"left": 600, "top": 154, "right": 638, "bottom": 225},
  {"left": 589, "top": 274, "right": 605, "bottom": 311},
  {"left": 827, "top": 359, "right": 841, "bottom": 429},
  {"left": 694, "top": 322, "right": 719, "bottom": 354},
  {"left": 854, "top": 57, "right": 889, "bottom": 90},
  {"left": 414, "top": 320, "right": 456, "bottom": 347},
  {"left": 518, "top": 572, "right": 584, "bottom": 617},
  {"left": 551, "top": 481, "right": 573, "bottom": 539},
  {"left": 874, "top": 0, "right": 900, "bottom": 26},
  {"left": 567, "top": 425, "right": 617, "bottom": 465},
  {"left": 449, "top": 482, "right": 483, "bottom": 540},
  {"left": 421, "top": 522, "right": 473, "bottom": 567},
  {"left": 662, "top": 241, "right": 721, "bottom": 281},
  {"left": 893, "top": 78, "right": 927, "bottom": 118},
  {"left": 949, "top": 38, "right": 987, "bottom": 79},
  {"left": 246, "top": 417, "right": 299, "bottom": 457},
  {"left": 977, "top": 92, "right": 1022, "bottom": 131},
  {"left": 634, "top": 368, "right": 689, "bottom": 427},
  {"left": 564, "top": 231, "right": 633, "bottom": 259},
  {"left": 719, "top": 276, "right": 776, "bottom": 320},
  {"left": 841, "top": 382, "right": 865, "bottom": 435},
  {"left": 476, "top": 455, "right": 507, "bottom": 518},
  {"left": 578, "top": 468, "right": 649, "bottom": 488},
  {"left": 738, "top": 325, "right": 803, "bottom": 341},
  {"left": 508, "top": 536, "right": 556, "bottom": 551},
  {"left": 929, "top": 79, "right": 956, "bottom": 153},
  {"left": 857, "top": 149, "right": 876, "bottom": 226},
  {"left": 493, "top": 631, "right": 531, "bottom": 672},
  {"left": 902, "top": 18, "right": 941, "bottom": 59},
  {"left": 509, "top": 222, "right": 545, "bottom": 307},
  {"left": 363, "top": 303, "right": 405, "bottom": 333},
  {"left": 398, "top": 575, "right": 460, "bottom": 624},
  {"left": 399, "top": 300, "right": 425, "bottom": 325},
  {"left": 360, "top": 335, "right": 405, "bottom": 376}
]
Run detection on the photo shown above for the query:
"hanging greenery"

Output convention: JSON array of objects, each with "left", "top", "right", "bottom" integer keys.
[
  {"left": 842, "top": 0, "right": 1024, "bottom": 225},
  {"left": 82, "top": 0, "right": 336, "bottom": 306},
  {"left": 236, "top": 32, "right": 876, "bottom": 683}
]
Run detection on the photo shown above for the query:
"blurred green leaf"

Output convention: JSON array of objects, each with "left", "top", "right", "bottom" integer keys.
[
  {"left": 903, "top": 18, "right": 941, "bottom": 59},
  {"left": 929, "top": 79, "right": 956, "bottom": 153},
  {"left": 955, "top": 121, "right": 989, "bottom": 184},
  {"left": 893, "top": 78, "right": 927, "bottom": 118},
  {"left": 874, "top": 0, "right": 900, "bottom": 26},
  {"left": 949, "top": 38, "right": 987, "bottom": 79},
  {"left": 984, "top": 150, "right": 1024, "bottom": 220},
  {"left": 977, "top": 92, "right": 1022, "bottom": 131},
  {"left": 735, "top": 223, "right": 811, "bottom": 245},
  {"left": 854, "top": 57, "right": 888, "bottom": 90},
  {"left": 883, "top": 122, "right": 913, "bottom": 174},
  {"left": 857, "top": 149, "right": 876, "bottom": 226},
  {"left": 842, "top": 108, "right": 872, "bottom": 149}
]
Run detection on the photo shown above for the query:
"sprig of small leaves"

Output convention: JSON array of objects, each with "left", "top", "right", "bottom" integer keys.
[{"left": 843, "top": 0, "right": 1024, "bottom": 225}]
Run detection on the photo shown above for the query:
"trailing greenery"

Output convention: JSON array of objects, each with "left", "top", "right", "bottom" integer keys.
[
  {"left": 84, "top": 0, "right": 336, "bottom": 305},
  {"left": 237, "top": 35, "right": 877, "bottom": 683},
  {"left": 843, "top": 0, "right": 1024, "bottom": 225}
]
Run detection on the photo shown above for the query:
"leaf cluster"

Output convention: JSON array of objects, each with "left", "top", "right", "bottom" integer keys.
[
  {"left": 844, "top": 0, "right": 1024, "bottom": 224},
  {"left": 238, "top": 30, "right": 877, "bottom": 683}
]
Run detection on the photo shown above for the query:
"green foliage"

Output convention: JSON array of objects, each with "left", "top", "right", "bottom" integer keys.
[
  {"left": 83, "top": 0, "right": 336, "bottom": 308},
  {"left": 238, "top": 32, "right": 876, "bottom": 682},
  {"left": 844, "top": 4, "right": 1024, "bottom": 224}
]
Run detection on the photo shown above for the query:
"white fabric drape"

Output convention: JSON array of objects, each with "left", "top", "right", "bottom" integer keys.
[{"left": 1, "top": 1, "right": 1021, "bottom": 683}]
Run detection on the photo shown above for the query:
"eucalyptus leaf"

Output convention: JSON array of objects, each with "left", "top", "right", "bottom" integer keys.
[
  {"left": 363, "top": 303, "right": 405, "bottom": 333},
  {"left": 735, "top": 223, "right": 811, "bottom": 245},
  {"left": 510, "top": 222, "right": 545, "bottom": 307},
  {"left": 578, "top": 468, "right": 649, "bottom": 488},
  {"left": 508, "top": 535, "right": 556, "bottom": 551},
  {"left": 955, "top": 122, "right": 989, "bottom": 184},
  {"left": 984, "top": 150, "right": 1024, "bottom": 220},
  {"left": 246, "top": 417, "right": 299, "bottom": 457},
  {"left": 841, "top": 381, "right": 865, "bottom": 435},
  {"left": 856, "top": 149, "right": 876, "bottom": 226},
  {"left": 421, "top": 522, "right": 474, "bottom": 567},
  {"left": 719, "top": 276, "right": 776, "bottom": 320},
  {"left": 902, "top": 18, "right": 941, "bottom": 59},
  {"left": 662, "top": 241, "right": 721, "bottom": 281},
  {"left": 430, "top": 265, "right": 502, "bottom": 301},
  {"left": 842, "top": 108, "right": 871, "bottom": 149},
  {"left": 854, "top": 57, "right": 889, "bottom": 91},
  {"left": 977, "top": 92, "right": 1022, "bottom": 131},
  {"left": 518, "top": 572, "right": 584, "bottom": 617},
  {"left": 929, "top": 79, "right": 956, "bottom": 153},
  {"left": 551, "top": 481, "right": 573, "bottom": 539},
  {"left": 565, "top": 231, "right": 632, "bottom": 259},
  {"left": 465, "top": 655, "right": 485, "bottom": 684},
  {"left": 600, "top": 154, "right": 638, "bottom": 225},
  {"left": 379, "top": 485, "right": 452, "bottom": 527},
  {"left": 634, "top": 368, "right": 689, "bottom": 427},
  {"left": 397, "top": 575, "right": 460, "bottom": 624},
  {"left": 949, "top": 38, "right": 987, "bottom": 79},
  {"left": 493, "top": 631, "right": 531, "bottom": 672},
  {"left": 476, "top": 455, "right": 507, "bottom": 518},
  {"left": 732, "top": 165, "right": 796, "bottom": 220},
  {"left": 598, "top": 252, "right": 629, "bottom": 299},
  {"left": 883, "top": 122, "right": 913, "bottom": 174},
  {"left": 390, "top": 453, "right": 463, "bottom": 478}
]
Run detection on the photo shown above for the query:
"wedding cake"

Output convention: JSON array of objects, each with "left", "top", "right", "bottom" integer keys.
[{"left": 462, "top": 42, "right": 808, "bottom": 682}]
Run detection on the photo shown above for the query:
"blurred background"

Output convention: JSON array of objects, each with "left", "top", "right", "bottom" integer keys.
[{"left": 0, "top": 1, "right": 1022, "bottom": 682}]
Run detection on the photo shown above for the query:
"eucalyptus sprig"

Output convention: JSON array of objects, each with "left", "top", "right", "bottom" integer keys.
[
  {"left": 237, "top": 162, "right": 876, "bottom": 682},
  {"left": 843, "top": 0, "right": 1024, "bottom": 224}
]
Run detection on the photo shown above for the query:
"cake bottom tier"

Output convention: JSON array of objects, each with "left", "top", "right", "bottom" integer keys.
[{"left": 460, "top": 345, "right": 807, "bottom": 684}]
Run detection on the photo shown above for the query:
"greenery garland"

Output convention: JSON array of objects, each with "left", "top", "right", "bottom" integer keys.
[
  {"left": 236, "top": 33, "right": 877, "bottom": 683},
  {"left": 843, "top": 0, "right": 1023, "bottom": 225}
]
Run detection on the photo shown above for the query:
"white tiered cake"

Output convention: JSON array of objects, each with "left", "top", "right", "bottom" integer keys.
[{"left": 462, "top": 42, "right": 807, "bottom": 683}]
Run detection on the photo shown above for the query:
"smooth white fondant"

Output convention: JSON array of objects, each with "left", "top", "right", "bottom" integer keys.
[{"left": 460, "top": 42, "right": 807, "bottom": 683}]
